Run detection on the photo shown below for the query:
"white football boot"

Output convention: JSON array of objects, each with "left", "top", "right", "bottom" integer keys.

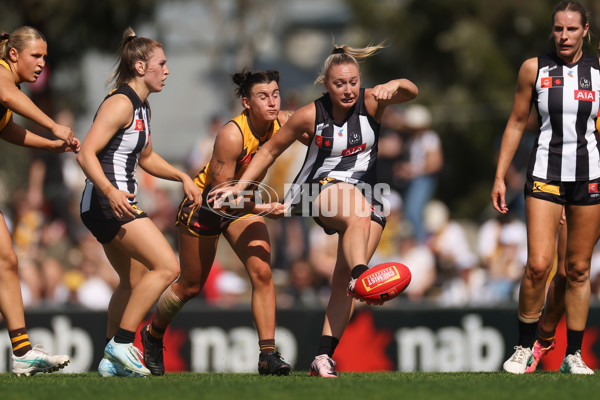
[
  {"left": 309, "top": 354, "right": 339, "bottom": 378},
  {"left": 560, "top": 351, "right": 594, "bottom": 375},
  {"left": 11, "top": 345, "right": 70, "bottom": 376},
  {"left": 104, "top": 338, "right": 150, "bottom": 377},
  {"left": 503, "top": 346, "right": 533, "bottom": 374}
]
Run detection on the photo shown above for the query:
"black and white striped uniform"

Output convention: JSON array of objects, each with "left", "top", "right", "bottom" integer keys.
[
  {"left": 285, "top": 88, "right": 380, "bottom": 208},
  {"left": 80, "top": 85, "right": 151, "bottom": 219},
  {"left": 530, "top": 52, "right": 600, "bottom": 181}
]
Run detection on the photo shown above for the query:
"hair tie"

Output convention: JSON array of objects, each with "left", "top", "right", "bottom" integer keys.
[
  {"left": 126, "top": 35, "right": 137, "bottom": 44},
  {"left": 332, "top": 47, "right": 345, "bottom": 55},
  {"left": 0, "top": 32, "right": 10, "bottom": 41}
]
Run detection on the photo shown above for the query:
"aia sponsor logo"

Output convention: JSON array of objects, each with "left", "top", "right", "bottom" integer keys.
[
  {"left": 575, "top": 90, "right": 596, "bottom": 102},
  {"left": 341, "top": 143, "right": 366, "bottom": 157},
  {"left": 541, "top": 76, "right": 564, "bottom": 88},
  {"left": 135, "top": 119, "right": 145, "bottom": 131}
]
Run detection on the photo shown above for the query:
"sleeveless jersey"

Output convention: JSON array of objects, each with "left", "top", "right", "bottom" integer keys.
[
  {"left": 529, "top": 52, "right": 600, "bottom": 181},
  {"left": 284, "top": 88, "right": 380, "bottom": 205},
  {"left": 193, "top": 109, "right": 280, "bottom": 193},
  {"left": 0, "top": 59, "right": 16, "bottom": 132},
  {"left": 80, "top": 85, "right": 151, "bottom": 215}
]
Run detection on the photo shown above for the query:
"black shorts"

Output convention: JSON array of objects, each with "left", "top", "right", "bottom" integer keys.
[
  {"left": 290, "top": 177, "right": 386, "bottom": 235},
  {"left": 524, "top": 175, "right": 600, "bottom": 205},
  {"left": 81, "top": 204, "right": 147, "bottom": 244},
  {"left": 175, "top": 195, "right": 253, "bottom": 237}
]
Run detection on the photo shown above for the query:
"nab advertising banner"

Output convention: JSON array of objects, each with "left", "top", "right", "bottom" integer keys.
[{"left": 1, "top": 306, "right": 599, "bottom": 373}]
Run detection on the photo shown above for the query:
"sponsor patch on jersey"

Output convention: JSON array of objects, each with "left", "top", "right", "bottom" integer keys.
[
  {"left": 131, "top": 204, "right": 144, "bottom": 215},
  {"left": 589, "top": 183, "right": 599, "bottom": 193},
  {"left": 533, "top": 181, "right": 560, "bottom": 195},
  {"left": 341, "top": 143, "right": 366, "bottom": 157},
  {"left": 541, "top": 76, "right": 564, "bottom": 88},
  {"left": 574, "top": 90, "right": 595, "bottom": 102},
  {"left": 135, "top": 119, "right": 145, "bottom": 131},
  {"left": 315, "top": 135, "right": 332, "bottom": 149}
]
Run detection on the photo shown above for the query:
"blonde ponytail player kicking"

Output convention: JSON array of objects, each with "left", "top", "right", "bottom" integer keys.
[{"left": 211, "top": 43, "right": 418, "bottom": 377}]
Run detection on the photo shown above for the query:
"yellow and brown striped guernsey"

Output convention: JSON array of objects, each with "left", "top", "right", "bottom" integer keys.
[
  {"left": 193, "top": 109, "right": 281, "bottom": 193},
  {"left": 0, "top": 59, "right": 14, "bottom": 132}
]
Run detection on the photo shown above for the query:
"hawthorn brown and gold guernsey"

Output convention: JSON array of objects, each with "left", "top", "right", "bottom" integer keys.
[
  {"left": 0, "top": 60, "right": 15, "bottom": 131},
  {"left": 193, "top": 109, "right": 281, "bottom": 193}
]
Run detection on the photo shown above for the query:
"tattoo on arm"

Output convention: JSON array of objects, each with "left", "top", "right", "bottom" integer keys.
[{"left": 212, "top": 160, "right": 225, "bottom": 177}]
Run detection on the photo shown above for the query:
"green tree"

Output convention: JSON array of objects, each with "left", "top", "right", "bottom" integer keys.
[
  {"left": 345, "top": 0, "right": 598, "bottom": 220},
  {"left": 0, "top": 0, "right": 156, "bottom": 205}
]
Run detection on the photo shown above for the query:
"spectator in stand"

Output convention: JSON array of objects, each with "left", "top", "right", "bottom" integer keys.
[
  {"left": 424, "top": 200, "right": 480, "bottom": 306},
  {"left": 394, "top": 104, "right": 443, "bottom": 243}
]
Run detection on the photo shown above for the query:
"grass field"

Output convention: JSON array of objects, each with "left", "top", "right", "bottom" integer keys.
[{"left": 1, "top": 371, "right": 600, "bottom": 400}]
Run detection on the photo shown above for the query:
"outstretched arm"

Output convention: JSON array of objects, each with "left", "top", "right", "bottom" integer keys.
[
  {"left": 0, "top": 119, "right": 79, "bottom": 153},
  {"left": 231, "top": 104, "right": 313, "bottom": 192},
  {"left": 0, "top": 69, "right": 75, "bottom": 146},
  {"left": 366, "top": 78, "right": 419, "bottom": 121},
  {"left": 210, "top": 104, "right": 315, "bottom": 205}
]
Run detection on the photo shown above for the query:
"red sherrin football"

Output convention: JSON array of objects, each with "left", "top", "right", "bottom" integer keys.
[{"left": 355, "top": 262, "right": 411, "bottom": 302}]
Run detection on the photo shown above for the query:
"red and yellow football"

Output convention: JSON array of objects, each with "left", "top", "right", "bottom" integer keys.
[{"left": 354, "top": 262, "right": 411, "bottom": 303}]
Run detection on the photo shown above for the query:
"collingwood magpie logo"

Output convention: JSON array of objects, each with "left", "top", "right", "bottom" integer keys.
[
  {"left": 349, "top": 132, "right": 361, "bottom": 145},
  {"left": 580, "top": 77, "right": 591, "bottom": 89}
]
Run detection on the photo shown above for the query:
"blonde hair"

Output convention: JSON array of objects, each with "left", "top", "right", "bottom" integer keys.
[
  {"left": 108, "top": 27, "right": 163, "bottom": 89},
  {"left": 314, "top": 41, "right": 386, "bottom": 85},
  {"left": 0, "top": 26, "right": 45, "bottom": 60}
]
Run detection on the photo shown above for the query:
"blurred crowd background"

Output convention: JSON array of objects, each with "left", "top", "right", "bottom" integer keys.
[{"left": 3, "top": 0, "right": 600, "bottom": 313}]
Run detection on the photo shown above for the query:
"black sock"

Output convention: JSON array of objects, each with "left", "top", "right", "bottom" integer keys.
[
  {"left": 351, "top": 264, "right": 369, "bottom": 279},
  {"left": 114, "top": 328, "right": 136, "bottom": 344},
  {"left": 518, "top": 319, "right": 538, "bottom": 348},
  {"left": 105, "top": 337, "right": 111, "bottom": 346},
  {"left": 317, "top": 335, "right": 339, "bottom": 357},
  {"left": 566, "top": 329, "right": 585, "bottom": 356}
]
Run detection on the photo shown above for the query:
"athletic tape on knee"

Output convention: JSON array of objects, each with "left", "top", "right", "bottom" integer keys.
[
  {"left": 157, "top": 286, "right": 185, "bottom": 318},
  {"left": 518, "top": 312, "right": 541, "bottom": 324}
]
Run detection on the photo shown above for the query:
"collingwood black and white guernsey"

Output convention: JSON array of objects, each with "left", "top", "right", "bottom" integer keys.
[
  {"left": 80, "top": 85, "right": 151, "bottom": 218},
  {"left": 530, "top": 52, "right": 600, "bottom": 181},
  {"left": 284, "top": 88, "right": 379, "bottom": 208}
]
